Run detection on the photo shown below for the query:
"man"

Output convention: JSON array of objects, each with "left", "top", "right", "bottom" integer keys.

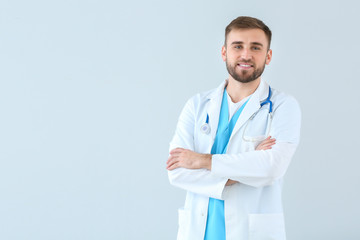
[{"left": 166, "top": 16, "right": 301, "bottom": 240}]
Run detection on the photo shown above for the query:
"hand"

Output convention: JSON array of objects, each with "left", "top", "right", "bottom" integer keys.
[
  {"left": 166, "top": 148, "right": 212, "bottom": 170},
  {"left": 225, "top": 137, "right": 276, "bottom": 186},
  {"left": 255, "top": 136, "right": 276, "bottom": 150}
]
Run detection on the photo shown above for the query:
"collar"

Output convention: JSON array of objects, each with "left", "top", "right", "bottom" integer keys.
[
  {"left": 205, "top": 79, "right": 270, "bottom": 141},
  {"left": 206, "top": 79, "right": 270, "bottom": 103}
]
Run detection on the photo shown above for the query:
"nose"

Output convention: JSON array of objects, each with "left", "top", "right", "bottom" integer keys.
[{"left": 240, "top": 48, "right": 252, "bottom": 60}]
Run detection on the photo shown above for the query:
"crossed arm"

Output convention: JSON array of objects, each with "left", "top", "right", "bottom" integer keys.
[
  {"left": 167, "top": 96, "right": 300, "bottom": 197},
  {"left": 166, "top": 136, "right": 276, "bottom": 186}
]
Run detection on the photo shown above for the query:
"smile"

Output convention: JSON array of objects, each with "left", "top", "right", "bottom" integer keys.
[{"left": 237, "top": 63, "right": 253, "bottom": 69}]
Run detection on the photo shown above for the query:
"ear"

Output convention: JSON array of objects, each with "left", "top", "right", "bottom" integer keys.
[
  {"left": 265, "top": 49, "right": 272, "bottom": 65},
  {"left": 221, "top": 45, "right": 227, "bottom": 62}
]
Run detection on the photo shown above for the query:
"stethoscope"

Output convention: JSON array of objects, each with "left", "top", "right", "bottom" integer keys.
[
  {"left": 200, "top": 86, "right": 273, "bottom": 142},
  {"left": 200, "top": 114, "right": 211, "bottom": 134}
]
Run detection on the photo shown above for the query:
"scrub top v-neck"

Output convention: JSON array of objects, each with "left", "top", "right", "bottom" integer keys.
[{"left": 204, "top": 88, "right": 250, "bottom": 240}]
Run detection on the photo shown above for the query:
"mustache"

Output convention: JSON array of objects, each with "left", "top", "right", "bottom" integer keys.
[{"left": 237, "top": 59, "right": 254, "bottom": 64}]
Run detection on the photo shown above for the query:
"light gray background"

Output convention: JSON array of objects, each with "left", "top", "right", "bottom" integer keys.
[{"left": 0, "top": 0, "right": 359, "bottom": 239}]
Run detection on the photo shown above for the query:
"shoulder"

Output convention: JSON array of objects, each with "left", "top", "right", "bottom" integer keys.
[
  {"left": 270, "top": 88, "right": 301, "bottom": 120},
  {"left": 271, "top": 88, "right": 300, "bottom": 110},
  {"left": 268, "top": 87, "right": 301, "bottom": 143},
  {"left": 185, "top": 86, "right": 218, "bottom": 109}
]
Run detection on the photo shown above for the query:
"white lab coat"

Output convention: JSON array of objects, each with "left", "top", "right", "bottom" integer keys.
[{"left": 168, "top": 79, "right": 301, "bottom": 240}]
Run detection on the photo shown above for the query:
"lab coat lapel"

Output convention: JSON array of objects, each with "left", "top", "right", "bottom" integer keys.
[
  {"left": 229, "top": 80, "right": 269, "bottom": 142},
  {"left": 206, "top": 81, "right": 227, "bottom": 141}
]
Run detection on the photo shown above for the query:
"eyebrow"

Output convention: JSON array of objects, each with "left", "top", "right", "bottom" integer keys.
[{"left": 231, "top": 41, "right": 264, "bottom": 47}]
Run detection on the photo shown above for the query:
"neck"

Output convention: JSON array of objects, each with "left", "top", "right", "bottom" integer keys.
[{"left": 226, "top": 77, "right": 261, "bottom": 103}]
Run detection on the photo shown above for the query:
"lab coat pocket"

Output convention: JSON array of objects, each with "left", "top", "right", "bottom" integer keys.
[
  {"left": 177, "top": 208, "right": 191, "bottom": 240},
  {"left": 248, "top": 213, "right": 286, "bottom": 240},
  {"left": 243, "top": 135, "right": 267, "bottom": 151},
  {"left": 243, "top": 107, "right": 270, "bottom": 150}
]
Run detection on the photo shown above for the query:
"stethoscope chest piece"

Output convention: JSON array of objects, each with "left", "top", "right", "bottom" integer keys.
[
  {"left": 200, "top": 123, "right": 211, "bottom": 134},
  {"left": 200, "top": 114, "right": 211, "bottom": 134}
]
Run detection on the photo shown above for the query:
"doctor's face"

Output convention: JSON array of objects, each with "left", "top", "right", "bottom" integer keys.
[{"left": 222, "top": 28, "right": 272, "bottom": 83}]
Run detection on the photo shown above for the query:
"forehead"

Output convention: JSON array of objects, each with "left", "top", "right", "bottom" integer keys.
[{"left": 226, "top": 28, "right": 268, "bottom": 47}]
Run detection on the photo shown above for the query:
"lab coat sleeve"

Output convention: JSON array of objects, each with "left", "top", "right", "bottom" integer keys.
[
  {"left": 211, "top": 96, "right": 301, "bottom": 187},
  {"left": 168, "top": 97, "right": 228, "bottom": 199}
]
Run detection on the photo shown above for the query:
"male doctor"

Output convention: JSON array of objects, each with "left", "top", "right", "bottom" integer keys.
[{"left": 166, "top": 16, "right": 301, "bottom": 240}]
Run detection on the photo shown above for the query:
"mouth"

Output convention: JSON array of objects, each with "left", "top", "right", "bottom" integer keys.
[{"left": 237, "top": 63, "right": 253, "bottom": 70}]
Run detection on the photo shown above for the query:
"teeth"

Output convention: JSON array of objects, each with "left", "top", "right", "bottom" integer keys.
[{"left": 239, "top": 64, "right": 251, "bottom": 67}]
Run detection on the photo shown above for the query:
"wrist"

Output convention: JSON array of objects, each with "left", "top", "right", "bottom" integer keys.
[{"left": 202, "top": 154, "right": 212, "bottom": 170}]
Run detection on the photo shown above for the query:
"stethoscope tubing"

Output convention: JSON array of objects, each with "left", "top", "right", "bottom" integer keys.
[{"left": 200, "top": 86, "right": 273, "bottom": 142}]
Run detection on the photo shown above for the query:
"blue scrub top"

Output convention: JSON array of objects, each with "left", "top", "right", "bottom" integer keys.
[{"left": 204, "top": 88, "right": 249, "bottom": 240}]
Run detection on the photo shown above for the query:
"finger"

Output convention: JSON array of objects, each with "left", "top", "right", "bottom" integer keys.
[
  {"left": 258, "top": 137, "right": 274, "bottom": 145},
  {"left": 166, "top": 155, "right": 179, "bottom": 166},
  {"left": 258, "top": 146, "right": 271, "bottom": 150},
  {"left": 264, "top": 136, "right": 271, "bottom": 141},
  {"left": 166, "top": 156, "right": 172, "bottom": 165},
  {"left": 166, "top": 159, "right": 177, "bottom": 169},
  {"left": 260, "top": 140, "right": 275, "bottom": 146},
  {"left": 167, "top": 161, "right": 180, "bottom": 170},
  {"left": 170, "top": 148, "right": 184, "bottom": 154},
  {"left": 262, "top": 141, "right": 277, "bottom": 148},
  {"left": 257, "top": 147, "right": 267, "bottom": 150},
  {"left": 263, "top": 140, "right": 276, "bottom": 146},
  {"left": 260, "top": 146, "right": 273, "bottom": 150},
  {"left": 256, "top": 144, "right": 264, "bottom": 150},
  {"left": 166, "top": 153, "right": 180, "bottom": 164},
  {"left": 166, "top": 155, "right": 176, "bottom": 164},
  {"left": 256, "top": 142, "right": 264, "bottom": 148},
  {"left": 263, "top": 138, "right": 276, "bottom": 143},
  {"left": 257, "top": 142, "right": 275, "bottom": 150},
  {"left": 166, "top": 153, "right": 180, "bottom": 163},
  {"left": 260, "top": 143, "right": 275, "bottom": 149}
]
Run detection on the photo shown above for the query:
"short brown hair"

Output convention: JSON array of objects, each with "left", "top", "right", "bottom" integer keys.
[{"left": 225, "top": 16, "right": 272, "bottom": 49}]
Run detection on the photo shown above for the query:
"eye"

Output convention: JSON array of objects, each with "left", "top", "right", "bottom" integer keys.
[
  {"left": 252, "top": 46, "right": 261, "bottom": 50},
  {"left": 234, "top": 45, "right": 242, "bottom": 49}
]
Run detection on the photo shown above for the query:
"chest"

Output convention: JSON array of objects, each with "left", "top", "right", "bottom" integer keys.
[{"left": 193, "top": 105, "right": 271, "bottom": 154}]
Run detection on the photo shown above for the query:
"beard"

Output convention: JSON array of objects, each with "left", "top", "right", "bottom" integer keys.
[{"left": 226, "top": 59, "right": 266, "bottom": 83}]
